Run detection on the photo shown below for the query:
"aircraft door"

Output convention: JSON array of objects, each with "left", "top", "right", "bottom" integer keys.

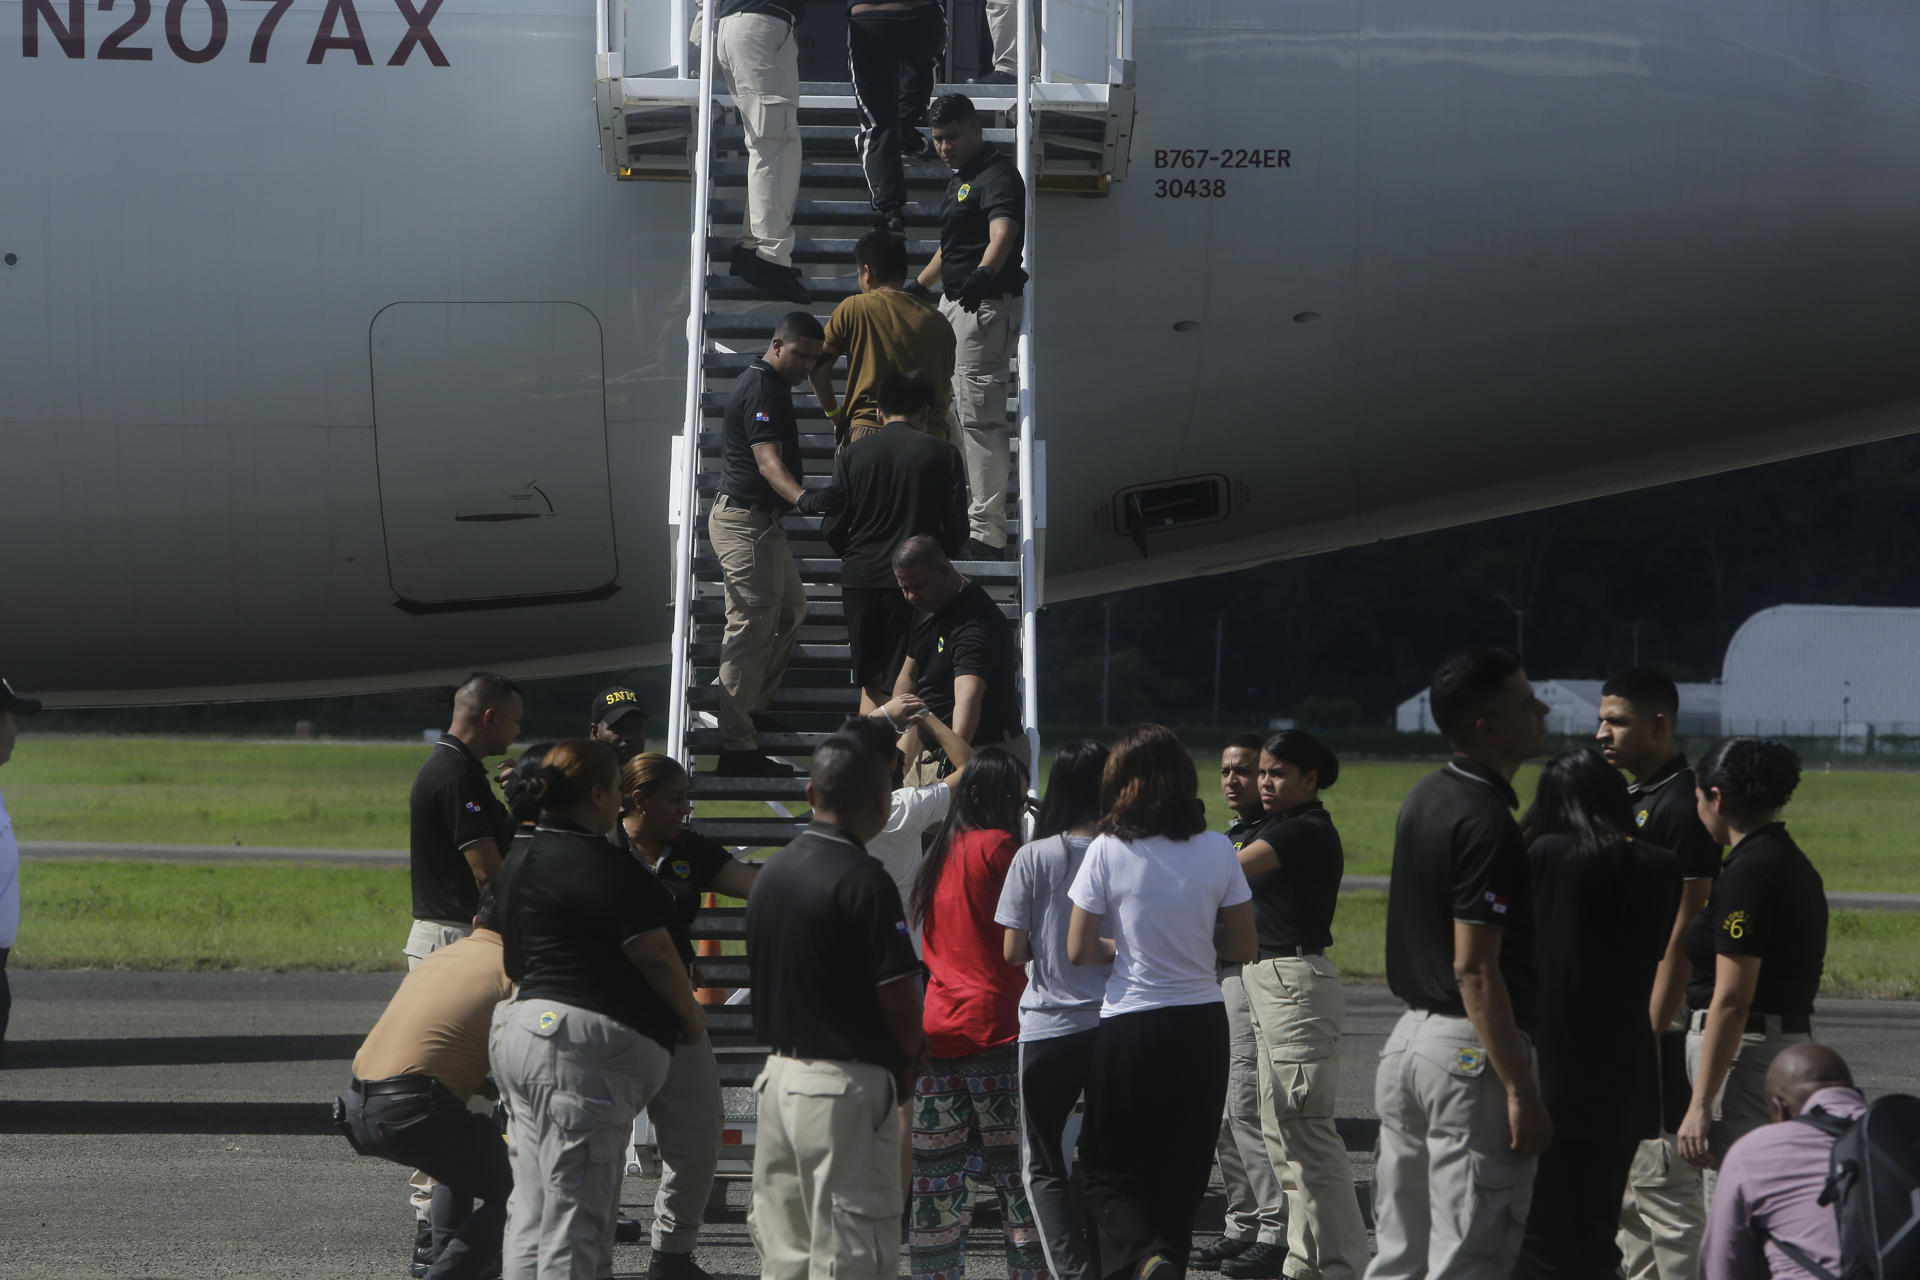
[{"left": 371, "top": 302, "right": 619, "bottom": 611}]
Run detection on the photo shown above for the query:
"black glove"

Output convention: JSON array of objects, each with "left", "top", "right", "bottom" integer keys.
[
  {"left": 902, "top": 278, "right": 933, "bottom": 301},
  {"left": 956, "top": 267, "right": 997, "bottom": 314},
  {"left": 794, "top": 488, "right": 831, "bottom": 517}
]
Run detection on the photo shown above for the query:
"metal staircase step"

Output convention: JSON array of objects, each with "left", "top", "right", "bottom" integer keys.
[
  {"left": 689, "top": 819, "right": 812, "bottom": 848},
  {"left": 710, "top": 198, "right": 942, "bottom": 228},
  {"left": 690, "top": 774, "right": 814, "bottom": 800},
  {"left": 687, "top": 641, "right": 850, "bottom": 664},
  {"left": 696, "top": 392, "right": 834, "bottom": 419},
  {"left": 711, "top": 124, "right": 1012, "bottom": 151},
  {"left": 691, "top": 506, "right": 824, "bottom": 536},
  {"left": 706, "top": 275, "right": 859, "bottom": 304},
  {"left": 695, "top": 425, "right": 839, "bottom": 457},
  {"left": 688, "top": 686, "right": 866, "bottom": 712},
  {"left": 693, "top": 556, "right": 1020, "bottom": 584},
  {"left": 689, "top": 905, "right": 747, "bottom": 939},
  {"left": 710, "top": 159, "right": 950, "bottom": 188},
  {"left": 706, "top": 314, "right": 834, "bottom": 339},
  {"left": 688, "top": 596, "right": 1019, "bottom": 623},
  {"left": 706, "top": 235, "right": 940, "bottom": 264},
  {"left": 688, "top": 729, "right": 836, "bottom": 754}
]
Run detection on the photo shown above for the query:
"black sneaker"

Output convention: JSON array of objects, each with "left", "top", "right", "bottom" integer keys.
[
  {"left": 614, "top": 1215, "right": 644, "bottom": 1244},
  {"left": 647, "top": 1252, "right": 713, "bottom": 1280},
  {"left": 876, "top": 208, "right": 907, "bottom": 237},
  {"left": 1189, "top": 1237, "right": 1252, "bottom": 1271},
  {"left": 714, "top": 750, "right": 798, "bottom": 777},
  {"left": 751, "top": 711, "right": 798, "bottom": 733},
  {"left": 961, "top": 537, "right": 1009, "bottom": 561},
  {"left": 729, "top": 246, "right": 811, "bottom": 304},
  {"left": 970, "top": 69, "right": 1016, "bottom": 85},
  {"left": 1221, "top": 1242, "right": 1285, "bottom": 1279},
  {"left": 902, "top": 130, "right": 936, "bottom": 162}
]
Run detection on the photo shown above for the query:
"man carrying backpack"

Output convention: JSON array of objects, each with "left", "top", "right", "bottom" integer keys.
[{"left": 1701, "top": 1043, "right": 1861, "bottom": 1279}]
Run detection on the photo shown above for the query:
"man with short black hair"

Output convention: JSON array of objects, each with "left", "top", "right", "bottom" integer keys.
[
  {"left": 891, "top": 535, "right": 1026, "bottom": 780},
  {"left": 709, "top": 312, "right": 824, "bottom": 776},
  {"left": 801, "top": 372, "right": 968, "bottom": 711},
  {"left": 1369, "top": 648, "right": 1552, "bottom": 1280},
  {"left": 1700, "top": 1044, "right": 1864, "bottom": 1280},
  {"left": 1600, "top": 667, "right": 1723, "bottom": 1280},
  {"left": 589, "top": 686, "right": 649, "bottom": 764},
  {"left": 745, "top": 733, "right": 928, "bottom": 1280},
  {"left": 909, "top": 94, "right": 1028, "bottom": 558},
  {"left": 1193, "top": 733, "right": 1289, "bottom": 1276},
  {"left": 710, "top": 0, "right": 810, "bottom": 304},
  {"left": 849, "top": 0, "right": 945, "bottom": 230},
  {"left": 810, "top": 230, "right": 957, "bottom": 446},
  {"left": 340, "top": 888, "right": 516, "bottom": 1280},
  {"left": 409, "top": 673, "right": 521, "bottom": 967},
  {"left": 0, "top": 676, "right": 42, "bottom": 1067}
]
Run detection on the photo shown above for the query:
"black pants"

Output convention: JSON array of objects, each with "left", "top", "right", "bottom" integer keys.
[
  {"left": 343, "top": 1077, "right": 512, "bottom": 1280},
  {"left": 1020, "top": 1029, "right": 1098, "bottom": 1280},
  {"left": 1082, "top": 1003, "right": 1229, "bottom": 1280},
  {"left": 1511, "top": 1136, "right": 1639, "bottom": 1280},
  {"left": 850, "top": 2, "right": 946, "bottom": 213}
]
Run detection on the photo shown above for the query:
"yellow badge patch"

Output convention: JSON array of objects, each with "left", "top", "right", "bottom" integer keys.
[
  {"left": 537, "top": 1010, "right": 558, "bottom": 1032},
  {"left": 1636, "top": 808, "right": 1650, "bottom": 828},
  {"left": 957, "top": 183, "right": 972, "bottom": 202},
  {"left": 937, "top": 635, "right": 946, "bottom": 653},
  {"left": 1723, "top": 910, "right": 1748, "bottom": 940},
  {"left": 1455, "top": 1047, "right": 1487, "bottom": 1074}
]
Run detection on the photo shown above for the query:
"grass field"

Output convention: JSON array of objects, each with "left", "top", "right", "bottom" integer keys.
[{"left": 4, "top": 736, "right": 1918, "bottom": 994}]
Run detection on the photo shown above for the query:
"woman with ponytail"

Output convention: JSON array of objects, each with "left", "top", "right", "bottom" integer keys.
[
  {"left": 1675, "top": 738, "right": 1826, "bottom": 1194},
  {"left": 489, "top": 740, "right": 702, "bottom": 1280}
]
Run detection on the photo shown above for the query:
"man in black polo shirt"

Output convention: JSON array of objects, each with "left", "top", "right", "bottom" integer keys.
[
  {"left": 889, "top": 535, "right": 1025, "bottom": 781},
  {"left": 1597, "top": 668, "right": 1722, "bottom": 1280},
  {"left": 707, "top": 312, "right": 824, "bottom": 776},
  {"left": 407, "top": 672, "right": 521, "bottom": 968},
  {"left": 1371, "top": 648, "right": 1551, "bottom": 1280},
  {"left": 745, "top": 732, "right": 927, "bottom": 1280},
  {"left": 906, "top": 93, "right": 1027, "bottom": 558},
  {"left": 799, "top": 371, "right": 968, "bottom": 713},
  {"left": 589, "top": 686, "right": 648, "bottom": 764}
]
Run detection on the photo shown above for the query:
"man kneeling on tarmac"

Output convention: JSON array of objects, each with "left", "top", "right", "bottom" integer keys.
[{"left": 337, "top": 886, "right": 515, "bottom": 1280}]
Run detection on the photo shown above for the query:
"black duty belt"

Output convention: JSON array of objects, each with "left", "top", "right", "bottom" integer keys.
[
  {"left": 771, "top": 1047, "right": 891, "bottom": 1069},
  {"left": 1688, "top": 1010, "right": 1812, "bottom": 1036},
  {"left": 1259, "top": 946, "right": 1325, "bottom": 960},
  {"left": 350, "top": 1073, "right": 437, "bottom": 1098}
]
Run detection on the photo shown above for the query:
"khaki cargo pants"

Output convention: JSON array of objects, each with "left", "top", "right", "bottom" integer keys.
[
  {"left": 1615, "top": 1132, "right": 1704, "bottom": 1280},
  {"left": 1215, "top": 965, "right": 1287, "bottom": 1246},
  {"left": 1243, "top": 955, "right": 1371, "bottom": 1280},
  {"left": 1368, "top": 1009, "right": 1537, "bottom": 1280},
  {"left": 940, "top": 294, "right": 1021, "bottom": 549},
  {"left": 707, "top": 497, "right": 807, "bottom": 752},
  {"left": 712, "top": 11, "right": 800, "bottom": 267},
  {"left": 750, "top": 1054, "right": 903, "bottom": 1280}
]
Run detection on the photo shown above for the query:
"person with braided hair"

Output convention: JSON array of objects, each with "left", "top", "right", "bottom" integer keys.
[{"left": 1675, "top": 738, "right": 1827, "bottom": 1204}]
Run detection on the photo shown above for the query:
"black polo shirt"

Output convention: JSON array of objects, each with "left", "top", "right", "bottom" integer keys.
[
  {"left": 938, "top": 145, "right": 1029, "bottom": 298},
  {"left": 1384, "top": 759, "right": 1537, "bottom": 1029},
  {"left": 1631, "top": 753, "right": 1723, "bottom": 882},
  {"left": 720, "top": 360, "right": 801, "bottom": 509},
  {"left": 635, "top": 827, "right": 739, "bottom": 967},
  {"left": 1527, "top": 834, "right": 1681, "bottom": 1142},
  {"left": 1245, "top": 801, "right": 1344, "bottom": 955},
  {"left": 814, "top": 422, "right": 969, "bottom": 589},
  {"left": 407, "top": 733, "right": 513, "bottom": 922},
  {"left": 497, "top": 819, "right": 681, "bottom": 1049},
  {"left": 1683, "top": 823, "right": 1826, "bottom": 1017},
  {"left": 1227, "top": 813, "right": 1265, "bottom": 850},
  {"left": 905, "top": 581, "right": 1022, "bottom": 745},
  {"left": 747, "top": 821, "right": 921, "bottom": 1067}
]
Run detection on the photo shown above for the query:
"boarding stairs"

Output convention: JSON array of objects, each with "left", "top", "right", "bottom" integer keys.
[{"left": 599, "top": 0, "right": 1107, "bottom": 1205}]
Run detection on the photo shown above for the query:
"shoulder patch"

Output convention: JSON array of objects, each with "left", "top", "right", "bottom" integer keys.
[
  {"left": 1723, "top": 909, "right": 1748, "bottom": 940},
  {"left": 671, "top": 859, "right": 692, "bottom": 879},
  {"left": 464, "top": 801, "right": 483, "bottom": 813}
]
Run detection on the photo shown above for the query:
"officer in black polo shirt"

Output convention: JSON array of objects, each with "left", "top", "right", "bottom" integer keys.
[
  {"left": 888, "top": 535, "right": 1025, "bottom": 782},
  {"left": 406, "top": 673, "right": 522, "bottom": 968},
  {"left": 707, "top": 312, "right": 825, "bottom": 777},
  {"left": 798, "top": 370, "right": 968, "bottom": 714},
  {"left": 745, "top": 732, "right": 926, "bottom": 1278},
  {"left": 1597, "top": 667, "right": 1722, "bottom": 1280},
  {"left": 906, "top": 93, "right": 1028, "bottom": 559},
  {"left": 1372, "top": 648, "right": 1551, "bottom": 1280}
]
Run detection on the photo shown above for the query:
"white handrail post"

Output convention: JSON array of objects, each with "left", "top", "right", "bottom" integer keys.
[
  {"left": 666, "top": 0, "right": 719, "bottom": 765},
  {"left": 673, "top": 0, "right": 690, "bottom": 78},
  {"left": 1015, "top": 0, "right": 1041, "bottom": 772}
]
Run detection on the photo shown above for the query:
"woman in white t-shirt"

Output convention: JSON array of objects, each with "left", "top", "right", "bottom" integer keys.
[{"left": 1067, "top": 724, "right": 1257, "bottom": 1280}]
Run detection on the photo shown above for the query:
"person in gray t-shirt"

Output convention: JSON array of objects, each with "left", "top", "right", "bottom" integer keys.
[{"left": 994, "top": 741, "right": 1111, "bottom": 1280}]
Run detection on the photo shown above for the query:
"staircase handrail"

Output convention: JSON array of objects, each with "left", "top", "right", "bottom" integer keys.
[
  {"left": 1015, "top": 0, "right": 1042, "bottom": 770},
  {"left": 666, "top": 0, "right": 719, "bottom": 765}
]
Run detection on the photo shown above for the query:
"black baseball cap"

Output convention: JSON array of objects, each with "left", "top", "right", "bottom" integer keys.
[
  {"left": 0, "top": 677, "right": 43, "bottom": 716},
  {"left": 590, "top": 687, "right": 648, "bottom": 729}
]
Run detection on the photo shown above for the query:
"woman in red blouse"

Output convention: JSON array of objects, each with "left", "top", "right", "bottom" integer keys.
[{"left": 907, "top": 747, "right": 1045, "bottom": 1280}]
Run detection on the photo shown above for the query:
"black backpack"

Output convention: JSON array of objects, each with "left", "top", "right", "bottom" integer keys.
[{"left": 1766, "top": 1095, "right": 1920, "bottom": 1280}]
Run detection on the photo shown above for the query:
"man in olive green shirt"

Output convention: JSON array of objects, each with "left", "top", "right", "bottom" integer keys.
[{"left": 810, "top": 229, "right": 956, "bottom": 447}]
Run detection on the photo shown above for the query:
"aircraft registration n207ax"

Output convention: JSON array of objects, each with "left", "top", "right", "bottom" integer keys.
[{"left": 3, "top": 0, "right": 1918, "bottom": 706}]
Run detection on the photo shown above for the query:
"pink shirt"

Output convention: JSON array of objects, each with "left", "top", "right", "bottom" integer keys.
[{"left": 1701, "top": 1086, "right": 1866, "bottom": 1280}]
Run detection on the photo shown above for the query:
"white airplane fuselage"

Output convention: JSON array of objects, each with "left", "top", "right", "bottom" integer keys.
[{"left": 4, "top": 0, "right": 1918, "bottom": 704}]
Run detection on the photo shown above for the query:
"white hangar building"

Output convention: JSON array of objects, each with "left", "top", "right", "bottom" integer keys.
[{"left": 1721, "top": 605, "right": 1920, "bottom": 738}]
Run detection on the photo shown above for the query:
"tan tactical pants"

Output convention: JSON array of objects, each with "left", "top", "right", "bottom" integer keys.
[
  {"left": 750, "top": 1054, "right": 903, "bottom": 1280},
  {"left": 707, "top": 497, "right": 807, "bottom": 752},
  {"left": 1684, "top": 1015, "right": 1811, "bottom": 1205},
  {"left": 641, "top": 1033, "right": 725, "bottom": 1252},
  {"left": 940, "top": 294, "right": 1020, "bottom": 548},
  {"left": 1367, "top": 1009, "right": 1536, "bottom": 1280},
  {"left": 1244, "top": 955, "right": 1371, "bottom": 1280},
  {"left": 491, "top": 999, "right": 672, "bottom": 1280},
  {"left": 1215, "top": 965, "right": 1287, "bottom": 1245},
  {"left": 1615, "top": 1132, "right": 1704, "bottom": 1280},
  {"left": 714, "top": 12, "right": 800, "bottom": 267}
]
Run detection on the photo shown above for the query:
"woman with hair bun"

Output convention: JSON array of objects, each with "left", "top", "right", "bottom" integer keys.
[
  {"left": 489, "top": 739, "right": 703, "bottom": 1280},
  {"left": 1675, "top": 738, "right": 1826, "bottom": 1191},
  {"left": 1229, "top": 729, "right": 1370, "bottom": 1280}
]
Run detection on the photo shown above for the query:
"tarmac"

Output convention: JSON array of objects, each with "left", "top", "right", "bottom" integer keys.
[
  {"left": 5, "top": 970, "right": 1919, "bottom": 1279},
  {"left": 21, "top": 842, "right": 1920, "bottom": 911}
]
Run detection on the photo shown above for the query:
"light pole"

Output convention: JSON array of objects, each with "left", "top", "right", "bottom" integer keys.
[
  {"left": 1494, "top": 593, "right": 1525, "bottom": 655},
  {"left": 1100, "top": 592, "right": 1128, "bottom": 727},
  {"left": 1210, "top": 591, "right": 1252, "bottom": 726}
]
